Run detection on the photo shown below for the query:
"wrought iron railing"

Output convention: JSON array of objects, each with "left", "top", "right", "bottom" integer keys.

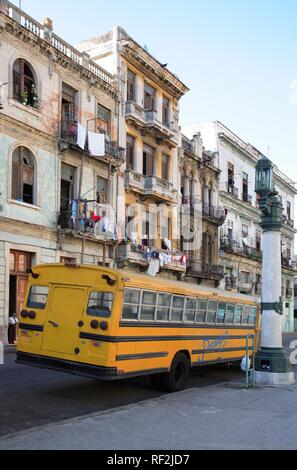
[
  {"left": 242, "top": 193, "right": 253, "bottom": 205},
  {"left": 227, "top": 184, "right": 239, "bottom": 198}
]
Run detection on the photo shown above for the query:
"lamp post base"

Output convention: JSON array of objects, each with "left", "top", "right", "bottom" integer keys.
[
  {"left": 254, "top": 371, "right": 295, "bottom": 386},
  {"left": 254, "top": 348, "right": 295, "bottom": 386}
]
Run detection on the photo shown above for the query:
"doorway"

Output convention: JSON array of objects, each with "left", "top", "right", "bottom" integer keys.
[{"left": 9, "top": 251, "right": 32, "bottom": 319}]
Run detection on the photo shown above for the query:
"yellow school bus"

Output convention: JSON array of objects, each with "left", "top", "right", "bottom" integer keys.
[{"left": 16, "top": 263, "right": 261, "bottom": 392}]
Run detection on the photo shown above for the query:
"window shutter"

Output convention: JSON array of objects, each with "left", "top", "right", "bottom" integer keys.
[{"left": 11, "top": 163, "right": 20, "bottom": 200}]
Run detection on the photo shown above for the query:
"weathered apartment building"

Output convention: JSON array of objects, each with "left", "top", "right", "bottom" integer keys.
[
  {"left": 0, "top": 1, "right": 125, "bottom": 343},
  {"left": 185, "top": 121, "right": 297, "bottom": 332}
]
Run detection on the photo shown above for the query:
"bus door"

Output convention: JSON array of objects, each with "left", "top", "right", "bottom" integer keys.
[{"left": 42, "top": 286, "right": 86, "bottom": 356}]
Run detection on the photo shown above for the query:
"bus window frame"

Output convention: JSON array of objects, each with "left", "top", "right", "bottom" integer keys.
[
  {"left": 195, "top": 299, "right": 208, "bottom": 325},
  {"left": 156, "top": 292, "right": 172, "bottom": 323},
  {"left": 225, "top": 303, "right": 236, "bottom": 325},
  {"left": 206, "top": 300, "right": 217, "bottom": 325},
  {"left": 122, "top": 288, "right": 141, "bottom": 321},
  {"left": 26, "top": 285, "right": 49, "bottom": 310},
  {"left": 139, "top": 290, "right": 157, "bottom": 322},
  {"left": 170, "top": 295, "right": 185, "bottom": 323},
  {"left": 183, "top": 297, "right": 197, "bottom": 323}
]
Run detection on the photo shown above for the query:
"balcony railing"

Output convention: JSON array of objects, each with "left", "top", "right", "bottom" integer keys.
[
  {"left": 1, "top": 0, "right": 115, "bottom": 89},
  {"left": 202, "top": 204, "right": 227, "bottom": 224},
  {"left": 60, "top": 119, "right": 125, "bottom": 160},
  {"left": 189, "top": 262, "right": 224, "bottom": 281},
  {"left": 57, "top": 203, "right": 114, "bottom": 238},
  {"left": 220, "top": 238, "right": 263, "bottom": 261},
  {"left": 242, "top": 193, "right": 253, "bottom": 205},
  {"left": 227, "top": 184, "right": 239, "bottom": 198},
  {"left": 125, "top": 101, "right": 145, "bottom": 123},
  {"left": 281, "top": 256, "right": 297, "bottom": 270},
  {"left": 144, "top": 176, "right": 174, "bottom": 199}
]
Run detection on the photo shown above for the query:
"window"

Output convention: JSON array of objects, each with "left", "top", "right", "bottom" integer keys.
[
  {"left": 226, "top": 304, "right": 235, "bottom": 324},
  {"left": 184, "top": 298, "right": 197, "bottom": 322},
  {"left": 97, "top": 176, "right": 108, "bottom": 204},
  {"left": 217, "top": 303, "right": 226, "bottom": 324},
  {"left": 256, "top": 231, "right": 261, "bottom": 251},
  {"left": 234, "top": 305, "right": 243, "bottom": 324},
  {"left": 171, "top": 296, "right": 185, "bottom": 322},
  {"left": 27, "top": 286, "right": 49, "bottom": 310},
  {"left": 249, "top": 306, "right": 257, "bottom": 325},
  {"left": 122, "top": 289, "right": 140, "bottom": 320},
  {"left": 242, "top": 224, "right": 249, "bottom": 238},
  {"left": 13, "top": 59, "right": 38, "bottom": 108},
  {"left": 243, "top": 172, "right": 248, "bottom": 197},
  {"left": 162, "top": 97, "right": 170, "bottom": 125},
  {"left": 162, "top": 154, "right": 170, "bottom": 181},
  {"left": 11, "top": 147, "right": 35, "bottom": 205},
  {"left": 207, "top": 301, "right": 217, "bottom": 323},
  {"left": 228, "top": 162, "right": 234, "bottom": 186},
  {"left": 126, "top": 135, "right": 135, "bottom": 170},
  {"left": 87, "top": 292, "right": 114, "bottom": 318},
  {"left": 144, "top": 83, "right": 156, "bottom": 111},
  {"left": 287, "top": 201, "right": 291, "bottom": 220},
  {"left": 143, "top": 144, "right": 155, "bottom": 176},
  {"left": 140, "top": 291, "right": 157, "bottom": 321},
  {"left": 196, "top": 299, "right": 207, "bottom": 323},
  {"left": 96, "top": 104, "right": 111, "bottom": 138},
  {"left": 127, "top": 70, "right": 136, "bottom": 102},
  {"left": 156, "top": 293, "right": 171, "bottom": 321},
  {"left": 241, "top": 305, "right": 250, "bottom": 324},
  {"left": 241, "top": 271, "right": 250, "bottom": 284}
]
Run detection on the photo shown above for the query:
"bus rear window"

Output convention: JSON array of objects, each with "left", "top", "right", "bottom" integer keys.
[
  {"left": 27, "top": 286, "right": 49, "bottom": 310},
  {"left": 87, "top": 292, "right": 114, "bottom": 318}
]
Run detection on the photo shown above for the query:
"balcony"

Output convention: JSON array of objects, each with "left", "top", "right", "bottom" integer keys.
[
  {"left": 188, "top": 262, "right": 224, "bottom": 284},
  {"left": 144, "top": 176, "right": 174, "bottom": 200},
  {"left": 59, "top": 119, "right": 125, "bottom": 162},
  {"left": 202, "top": 204, "right": 227, "bottom": 225},
  {"left": 220, "top": 237, "right": 263, "bottom": 261},
  {"left": 117, "top": 243, "right": 187, "bottom": 274},
  {"left": 242, "top": 193, "right": 253, "bottom": 205},
  {"left": 281, "top": 256, "right": 297, "bottom": 271},
  {"left": 226, "top": 184, "right": 239, "bottom": 198},
  {"left": 125, "top": 171, "right": 174, "bottom": 201},
  {"left": 57, "top": 203, "right": 115, "bottom": 241},
  {"left": 282, "top": 215, "right": 295, "bottom": 229},
  {"left": 125, "top": 170, "right": 145, "bottom": 193},
  {"left": 125, "top": 101, "right": 145, "bottom": 125}
]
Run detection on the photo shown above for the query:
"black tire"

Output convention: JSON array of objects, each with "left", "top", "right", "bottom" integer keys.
[{"left": 161, "top": 353, "right": 190, "bottom": 393}]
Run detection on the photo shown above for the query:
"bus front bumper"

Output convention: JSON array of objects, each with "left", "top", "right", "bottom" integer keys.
[{"left": 16, "top": 351, "right": 118, "bottom": 381}]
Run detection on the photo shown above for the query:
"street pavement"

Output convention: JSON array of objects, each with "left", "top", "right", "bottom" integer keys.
[{"left": 0, "top": 333, "right": 296, "bottom": 450}]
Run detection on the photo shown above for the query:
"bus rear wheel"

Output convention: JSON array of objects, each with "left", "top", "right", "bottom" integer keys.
[{"left": 161, "top": 353, "right": 190, "bottom": 393}]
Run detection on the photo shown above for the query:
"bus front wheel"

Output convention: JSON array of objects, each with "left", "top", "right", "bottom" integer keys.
[{"left": 162, "top": 353, "right": 190, "bottom": 393}]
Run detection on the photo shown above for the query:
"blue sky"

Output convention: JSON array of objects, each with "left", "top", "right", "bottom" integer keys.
[{"left": 13, "top": 0, "right": 297, "bottom": 184}]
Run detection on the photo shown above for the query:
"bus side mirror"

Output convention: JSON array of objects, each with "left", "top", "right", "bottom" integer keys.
[{"left": 102, "top": 275, "right": 116, "bottom": 286}]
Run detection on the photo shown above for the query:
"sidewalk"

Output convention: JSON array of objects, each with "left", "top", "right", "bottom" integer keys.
[{"left": 0, "top": 375, "right": 297, "bottom": 450}]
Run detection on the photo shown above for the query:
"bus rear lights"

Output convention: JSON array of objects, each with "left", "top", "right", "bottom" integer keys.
[
  {"left": 20, "top": 310, "right": 29, "bottom": 318},
  {"left": 100, "top": 321, "right": 109, "bottom": 331},
  {"left": 90, "top": 320, "right": 99, "bottom": 329},
  {"left": 101, "top": 274, "right": 116, "bottom": 286},
  {"left": 28, "top": 311, "right": 36, "bottom": 320}
]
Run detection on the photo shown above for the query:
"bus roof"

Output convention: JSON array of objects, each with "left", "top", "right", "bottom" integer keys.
[{"left": 32, "top": 264, "right": 259, "bottom": 305}]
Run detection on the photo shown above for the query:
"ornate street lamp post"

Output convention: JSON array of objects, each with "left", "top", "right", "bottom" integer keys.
[{"left": 254, "top": 156, "right": 294, "bottom": 385}]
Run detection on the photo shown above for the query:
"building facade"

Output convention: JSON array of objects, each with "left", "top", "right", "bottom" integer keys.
[
  {"left": 184, "top": 121, "right": 297, "bottom": 332},
  {"left": 0, "top": 1, "right": 124, "bottom": 343},
  {"left": 178, "top": 132, "right": 226, "bottom": 286},
  {"left": 78, "top": 26, "right": 191, "bottom": 279}
]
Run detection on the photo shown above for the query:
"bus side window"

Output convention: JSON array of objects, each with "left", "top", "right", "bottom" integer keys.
[
  {"left": 226, "top": 304, "right": 235, "bottom": 324},
  {"left": 171, "top": 296, "right": 185, "bottom": 322},
  {"left": 196, "top": 299, "right": 207, "bottom": 323},
  {"left": 207, "top": 301, "right": 217, "bottom": 324},
  {"left": 122, "top": 289, "right": 140, "bottom": 320},
  {"left": 234, "top": 305, "right": 243, "bottom": 324},
  {"left": 140, "top": 291, "right": 157, "bottom": 321},
  {"left": 217, "top": 302, "right": 226, "bottom": 324},
  {"left": 249, "top": 306, "right": 257, "bottom": 325},
  {"left": 242, "top": 306, "right": 250, "bottom": 324},
  {"left": 156, "top": 293, "right": 171, "bottom": 321},
  {"left": 184, "top": 298, "right": 196, "bottom": 322},
  {"left": 87, "top": 292, "right": 114, "bottom": 318}
]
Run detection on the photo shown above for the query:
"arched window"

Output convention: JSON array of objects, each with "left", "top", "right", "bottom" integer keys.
[
  {"left": 13, "top": 59, "right": 38, "bottom": 108},
  {"left": 11, "top": 147, "right": 35, "bottom": 205}
]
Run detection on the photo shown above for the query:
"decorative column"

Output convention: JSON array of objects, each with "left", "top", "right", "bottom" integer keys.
[{"left": 254, "top": 156, "right": 294, "bottom": 386}]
